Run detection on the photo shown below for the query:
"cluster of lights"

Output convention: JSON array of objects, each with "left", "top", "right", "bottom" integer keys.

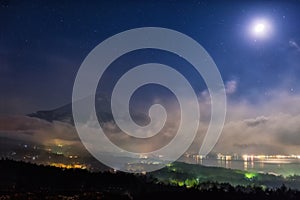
[
  {"left": 50, "top": 162, "right": 87, "bottom": 169},
  {"left": 242, "top": 154, "right": 300, "bottom": 161},
  {"left": 217, "top": 154, "right": 232, "bottom": 161}
]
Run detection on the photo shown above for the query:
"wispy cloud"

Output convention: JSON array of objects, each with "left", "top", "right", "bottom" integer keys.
[
  {"left": 225, "top": 80, "right": 237, "bottom": 94},
  {"left": 2, "top": 89, "right": 300, "bottom": 156},
  {"left": 289, "top": 40, "right": 300, "bottom": 51}
]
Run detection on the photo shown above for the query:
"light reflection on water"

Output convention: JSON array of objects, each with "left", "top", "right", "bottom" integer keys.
[{"left": 180, "top": 157, "right": 300, "bottom": 177}]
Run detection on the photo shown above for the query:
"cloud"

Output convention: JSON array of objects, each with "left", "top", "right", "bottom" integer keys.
[
  {"left": 225, "top": 80, "right": 237, "bottom": 94},
  {"left": 213, "top": 113, "right": 300, "bottom": 154},
  {"left": 100, "top": 89, "right": 300, "bottom": 156},
  {"left": 0, "top": 115, "right": 83, "bottom": 152},
  {"left": 2, "top": 89, "right": 300, "bottom": 157},
  {"left": 289, "top": 40, "right": 300, "bottom": 51},
  {"left": 244, "top": 116, "right": 268, "bottom": 127},
  {"left": 211, "top": 91, "right": 300, "bottom": 155}
]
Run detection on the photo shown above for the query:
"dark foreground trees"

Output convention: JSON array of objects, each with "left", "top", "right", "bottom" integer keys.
[{"left": 0, "top": 159, "right": 299, "bottom": 200}]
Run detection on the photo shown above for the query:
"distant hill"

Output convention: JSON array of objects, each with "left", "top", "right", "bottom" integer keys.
[{"left": 152, "top": 162, "right": 300, "bottom": 189}]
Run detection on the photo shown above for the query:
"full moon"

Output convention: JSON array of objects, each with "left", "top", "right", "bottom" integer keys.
[
  {"left": 250, "top": 19, "right": 272, "bottom": 39},
  {"left": 254, "top": 23, "right": 265, "bottom": 34}
]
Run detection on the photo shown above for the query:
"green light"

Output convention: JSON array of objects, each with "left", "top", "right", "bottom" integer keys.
[
  {"left": 169, "top": 179, "right": 177, "bottom": 185},
  {"left": 184, "top": 178, "right": 198, "bottom": 188},
  {"left": 169, "top": 178, "right": 198, "bottom": 188},
  {"left": 261, "top": 185, "right": 267, "bottom": 190},
  {"left": 245, "top": 172, "right": 257, "bottom": 179},
  {"left": 169, "top": 179, "right": 184, "bottom": 187},
  {"left": 178, "top": 181, "right": 184, "bottom": 187}
]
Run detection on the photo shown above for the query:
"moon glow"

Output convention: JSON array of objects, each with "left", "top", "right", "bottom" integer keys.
[{"left": 250, "top": 19, "right": 272, "bottom": 39}]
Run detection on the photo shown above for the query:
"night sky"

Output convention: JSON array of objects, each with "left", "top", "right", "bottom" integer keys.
[{"left": 1, "top": 0, "right": 300, "bottom": 159}]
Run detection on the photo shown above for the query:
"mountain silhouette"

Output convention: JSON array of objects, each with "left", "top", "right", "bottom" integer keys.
[{"left": 28, "top": 93, "right": 149, "bottom": 126}]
